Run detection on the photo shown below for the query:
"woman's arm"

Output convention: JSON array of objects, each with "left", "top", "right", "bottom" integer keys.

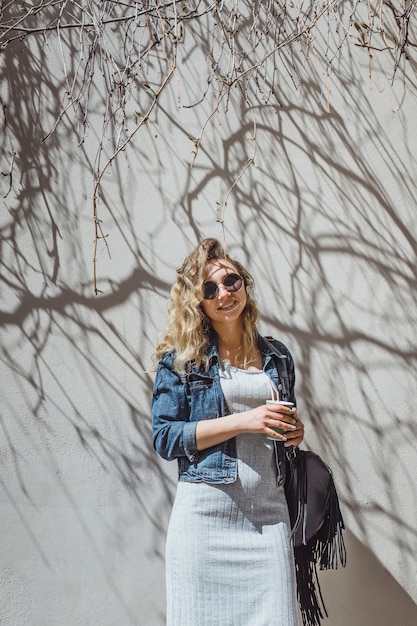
[{"left": 196, "top": 403, "right": 300, "bottom": 451}]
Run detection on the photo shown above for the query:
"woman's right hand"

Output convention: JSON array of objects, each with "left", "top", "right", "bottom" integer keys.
[{"left": 240, "top": 403, "right": 297, "bottom": 442}]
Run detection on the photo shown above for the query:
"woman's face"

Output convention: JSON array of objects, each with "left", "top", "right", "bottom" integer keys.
[{"left": 200, "top": 259, "right": 247, "bottom": 329}]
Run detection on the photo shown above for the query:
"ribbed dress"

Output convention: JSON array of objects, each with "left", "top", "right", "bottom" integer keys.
[{"left": 165, "top": 361, "right": 300, "bottom": 626}]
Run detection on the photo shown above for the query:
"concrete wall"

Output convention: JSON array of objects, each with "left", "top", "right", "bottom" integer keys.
[{"left": 1, "top": 7, "right": 417, "bottom": 626}]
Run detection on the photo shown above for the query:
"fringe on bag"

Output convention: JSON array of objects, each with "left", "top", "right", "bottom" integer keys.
[{"left": 285, "top": 449, "right": 347, "bottom": 626}]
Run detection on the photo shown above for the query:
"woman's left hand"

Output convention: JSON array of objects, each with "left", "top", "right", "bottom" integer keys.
[{"left": 283, "top": 408, "right": 304, "bottom": 447}]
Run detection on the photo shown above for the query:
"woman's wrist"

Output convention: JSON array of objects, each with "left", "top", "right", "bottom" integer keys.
[{"left": 195, "top": 413, "right": 243, "bottom": 451}]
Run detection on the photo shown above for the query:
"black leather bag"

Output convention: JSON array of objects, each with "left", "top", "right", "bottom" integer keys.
[{"left": 285, "top": 447, "right": 346, "bottom": 626}]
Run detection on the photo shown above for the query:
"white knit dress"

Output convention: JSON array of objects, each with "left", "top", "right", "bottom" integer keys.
[{"left": 165, "top": 361, "right": 300, "bottom": 626}]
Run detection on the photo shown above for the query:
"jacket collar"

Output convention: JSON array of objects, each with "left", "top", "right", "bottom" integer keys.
[{"left": 257, "top": 333, "right": 276, "bottom": 356}]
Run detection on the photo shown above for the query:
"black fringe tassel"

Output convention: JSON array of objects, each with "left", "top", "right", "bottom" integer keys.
[{"left": 292, "top": 480, "right": 346, "bottom": 626}]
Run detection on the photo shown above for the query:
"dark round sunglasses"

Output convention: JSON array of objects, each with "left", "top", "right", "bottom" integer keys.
[{"left": 202, "top": 273, "right": 243, "bottom": 300}]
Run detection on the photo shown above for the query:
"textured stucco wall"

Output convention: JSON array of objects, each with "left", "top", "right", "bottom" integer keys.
[{"left": 1, "top": 9, "right": 417, "bottom": 626}]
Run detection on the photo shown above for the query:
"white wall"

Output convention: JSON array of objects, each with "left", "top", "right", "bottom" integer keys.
[{"left": 1, "top": 8, "right": 417, "bottom": 626}]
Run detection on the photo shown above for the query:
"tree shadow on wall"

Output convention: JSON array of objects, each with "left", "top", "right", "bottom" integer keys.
[{"left": 0, "top": 31, "right": 176, "bottom": 622}]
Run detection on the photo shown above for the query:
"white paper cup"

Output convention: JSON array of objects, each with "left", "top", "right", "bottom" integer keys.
[{"left": 266, "top": 400, "right": 294, "bottom": 440}]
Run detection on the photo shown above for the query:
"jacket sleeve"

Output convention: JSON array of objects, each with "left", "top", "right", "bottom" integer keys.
[{"left": 151, "top": 355, "right": 198, "bottom": 462}]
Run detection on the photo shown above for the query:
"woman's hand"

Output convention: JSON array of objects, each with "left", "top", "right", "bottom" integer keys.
[{"left": 241, "top": 402, "right": 304, "bottom": 445}]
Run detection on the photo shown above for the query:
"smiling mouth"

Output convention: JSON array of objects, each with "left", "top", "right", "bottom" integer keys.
[{"left": 218, "top": 300, "right": 238, "bottom": 311}]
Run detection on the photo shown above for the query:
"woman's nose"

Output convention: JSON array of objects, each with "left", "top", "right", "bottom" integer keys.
[{"left": 217, "top": 283, "right": 229, "bottom": 298}]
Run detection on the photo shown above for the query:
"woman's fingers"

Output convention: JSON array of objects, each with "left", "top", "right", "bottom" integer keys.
[{"left": 284, "top": 415, "right": 304, "bottom": 447}]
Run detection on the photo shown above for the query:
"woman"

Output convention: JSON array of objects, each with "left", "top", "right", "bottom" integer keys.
[{"left": 152, "top": 238, "right": 304, "bottom": 626}]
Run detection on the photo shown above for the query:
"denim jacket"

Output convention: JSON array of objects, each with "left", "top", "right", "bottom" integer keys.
[{"left": 152, "top": 333, "right": 296, "bottom": 484}]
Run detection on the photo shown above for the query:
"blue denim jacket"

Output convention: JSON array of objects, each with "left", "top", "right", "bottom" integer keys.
[{"left": 152, "top": 333, "right": 296, "bottom": 484}]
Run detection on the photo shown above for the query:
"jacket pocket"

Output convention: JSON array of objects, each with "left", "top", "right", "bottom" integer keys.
[{"left": 187, "top": 376, "right": 220, "bottom": 421}]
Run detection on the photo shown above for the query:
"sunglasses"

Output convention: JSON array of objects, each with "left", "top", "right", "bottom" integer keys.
[{"left": 202, "top": 273, "right": 243, "bottom": 300}]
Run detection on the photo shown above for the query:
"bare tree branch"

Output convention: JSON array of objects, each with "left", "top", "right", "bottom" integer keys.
[{"left": 1, "top": 0, "right": 415, "bottom": 291}]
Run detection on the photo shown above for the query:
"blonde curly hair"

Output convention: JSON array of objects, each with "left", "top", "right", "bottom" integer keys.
[{"left": 154, "top": 238, "right": 260, "bottom": 372}]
